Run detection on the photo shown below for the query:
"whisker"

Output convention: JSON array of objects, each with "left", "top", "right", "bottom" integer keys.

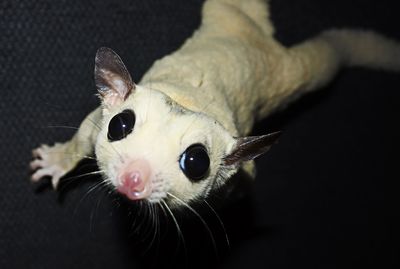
[
  {"left": 37, "top": 98, "right": 69, "bottom": 110},
  {"left": 60, "top": 170, "right": 103, "bottom": 183},
  {"left": 129, "top": 211, "right": 140, "bottom": 235},
  {"left": 43, "top": 125, "right": 79, "bottom": 130},
  {"left": 142, "top": 203, "right": 159, "bottom": 255},
  {"left": 155, "top": 203, "right": 161, "bottom": 258},
  {"left": 96, "top": 143, "right": 119, "bottom": 159},
  {"left": 89, "top": 187, "right": 107, "bottom": 233},
  {"left": 98, "top": 140, "right": 123, "bottom": 159},
  {"left": 182, "top": 98, "right": 216, "bottom": 137},
  {"left": 142, "top": 203, "right": 155, "bottom": 240},
  {"left": 85, "top": 116, "right": 124, "bottom": 161},
  {"left": 145, "top": 70, "right": 155, "bottom": 123},
  {"left": 145, "top": 86, "right": 151, "bottom": 123},
  {"left": 131, "top": 202, "right": 147, "bottom": 236},
  {"left": 58, "top": 170, "right": 104, "bottom": 192},
  {"left": 167, "top": 192, "right": 219, "bottom": 260},
  {"left": 131, "top": 200, "right": 150, "bottom": 236},
  {"left": 204, "top": 200, "right": 230, "bottom": 250},
  {"left": 31, "top": 149, "right": 97, "bottom": 161},
  {"left": 86, "top": 116, "right": 103, "bottom": 132},
  {"left": 73, "top": 180, "right": 110, "bottom": 216},
  {"left": 145, "top": 203, "right": 162, "bottom": 266},
  {"left": 143, "top": 203, "right": 159, "bottom": 243},
  {"left": 160, "top": 199, "right": 187, "bottom": 259},
  {"left": 158, "top": 201, "right": 170, "bottom": 237},
  {"left": 132, "top": 201, "right": 155, "bottom": 241}
]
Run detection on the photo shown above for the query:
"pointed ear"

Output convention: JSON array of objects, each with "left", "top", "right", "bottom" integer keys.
[
  {"left": 94, "top": 47, "right": 135, "bottom": 108},
  {"left": 223, "top": 131, "right": 282, "bottom": 166}
]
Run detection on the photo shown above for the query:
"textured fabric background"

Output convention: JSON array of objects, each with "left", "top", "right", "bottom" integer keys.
[{"left": 0, "top": 0, "right": 399, "bottom": 268}]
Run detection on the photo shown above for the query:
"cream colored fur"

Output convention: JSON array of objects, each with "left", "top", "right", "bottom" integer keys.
[
  {"left": 31, "top": 0, "right": 400, "bottom": 205},
  {"left": 95, "top": 88, "right": 237, "bottom": 203}
]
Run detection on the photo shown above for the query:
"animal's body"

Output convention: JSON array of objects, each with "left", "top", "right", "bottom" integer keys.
[{"left": 30, "top": 0, "right": 400, "bottom": 207}]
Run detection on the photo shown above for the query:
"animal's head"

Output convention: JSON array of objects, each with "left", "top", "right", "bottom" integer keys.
[{"left": 94, "top": 48, "right": 280, "bottom": 207}]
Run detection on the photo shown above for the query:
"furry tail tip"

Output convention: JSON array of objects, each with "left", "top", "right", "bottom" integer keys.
[{"left": 322, "top": 29, "right": 400, "bottom": 72}]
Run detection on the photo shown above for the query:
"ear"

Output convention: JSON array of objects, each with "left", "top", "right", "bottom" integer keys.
[
  {"left": 223, "top": 131, "right": 282, "bottom": 166},
  {"left": 94, "top": 47, "right": 135, "bottom": 108}
]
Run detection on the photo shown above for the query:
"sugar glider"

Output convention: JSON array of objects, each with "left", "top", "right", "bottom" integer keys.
[{"left": 30, "top": 0, "right": 400, "bottom": 207}]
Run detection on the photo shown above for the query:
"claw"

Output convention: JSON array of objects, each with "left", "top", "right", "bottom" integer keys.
[
  {"left": 31, "top": 167, "right": 51, "bottom": 182},
  {"left": 32, "top": 145, "right": 49, "bottom": 159},
  {"left": 51, "top": 177, "right": 61, "bottom": 190},
  {"left": 29, "top": 144, "right": 68, "bottom": 188},
  {"left": 32, "top": 148, "right": 40, "bottom": 158},
  {"left": 29, "top": 159, "right": 43, "bottom": 170}
]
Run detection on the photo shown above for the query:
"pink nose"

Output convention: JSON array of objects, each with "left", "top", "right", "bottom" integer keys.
[{"left": 117, "top": 160, "right": 152, "bottom": 200}]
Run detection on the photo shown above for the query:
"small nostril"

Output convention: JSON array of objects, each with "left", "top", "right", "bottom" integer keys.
[
  {"left": 117, "top": 160, "right": 152, "bottom": 200},
  {"left": 127, "top": 172, "right": 141, "bottom": 187},
  {"left": 118, "top": 170, "right": 151, "bottom": 200},
  {"left": 121, "top": 172, "right": 142, "bottom": 190}
]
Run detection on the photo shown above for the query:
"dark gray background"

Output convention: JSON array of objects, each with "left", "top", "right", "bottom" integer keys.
[{"left": 0, "top": 0, "right": 399, "bottom": 268}]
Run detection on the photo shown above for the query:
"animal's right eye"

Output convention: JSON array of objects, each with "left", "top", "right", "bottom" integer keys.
[{"left": 107, "top": 109, "right": 136, "bottom": 142}]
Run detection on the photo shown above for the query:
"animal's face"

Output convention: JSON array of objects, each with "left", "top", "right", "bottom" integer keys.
[
  {"left": 96, "top": 85, "right": 238, "bottom": 206},
  {"left": 94, "top": 47, "right": 280, "bottom": 207}
]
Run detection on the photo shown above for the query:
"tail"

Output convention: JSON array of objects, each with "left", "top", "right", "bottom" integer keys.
[
  {"left": 287, "top": 29, "right": 400, "bottom": 93},
  {"left": 323, "top": 30, "right": 400, "bottom": 71}
]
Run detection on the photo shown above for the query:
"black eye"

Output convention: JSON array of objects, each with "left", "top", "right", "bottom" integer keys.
[
  {"left": 107, "top": 109, "right": 136, "bottom": 142},
  {"left": 179, "top": 144, "right": 210, "bottom": 181}
]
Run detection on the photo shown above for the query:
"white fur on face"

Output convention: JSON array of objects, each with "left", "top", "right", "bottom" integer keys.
[{"left": 95, "top": 85, "right": 237, "bottom": 206}]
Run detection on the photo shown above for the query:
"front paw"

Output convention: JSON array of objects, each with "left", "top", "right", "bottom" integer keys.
[{"left": 30, "top": 144, "right": 69, "bottom": 189}]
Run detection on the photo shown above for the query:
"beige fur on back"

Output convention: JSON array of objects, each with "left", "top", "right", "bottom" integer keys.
[{"left": 141, "top": 0, "right": 400, "bottom": 137}]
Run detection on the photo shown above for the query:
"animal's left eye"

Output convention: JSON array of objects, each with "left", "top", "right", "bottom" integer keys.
[
  {"left": 179, "top": 144, "right": 210, "bottom": 181},
  {"left": 107, "top": 109, "right": 136, "bottom": 142}
]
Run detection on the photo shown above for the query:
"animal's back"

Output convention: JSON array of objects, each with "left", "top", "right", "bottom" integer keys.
[
  {"left": 142, "top": 0, "right": 400, "bottom": 137},
  {"left": 140, "top": 0, "right": 282, "bottom": 135}
]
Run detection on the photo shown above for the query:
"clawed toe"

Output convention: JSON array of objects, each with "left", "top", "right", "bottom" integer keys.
[
  {"left": 29, "top": 159, "right": 43, "bottom": 170},
  {"left": 29, "top": 144, "right": 67, "bottom": 189}
]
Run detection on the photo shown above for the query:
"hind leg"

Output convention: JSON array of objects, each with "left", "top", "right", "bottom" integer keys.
[{"left": 202, "top": 0, "right": 275, "bottom": 36}]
